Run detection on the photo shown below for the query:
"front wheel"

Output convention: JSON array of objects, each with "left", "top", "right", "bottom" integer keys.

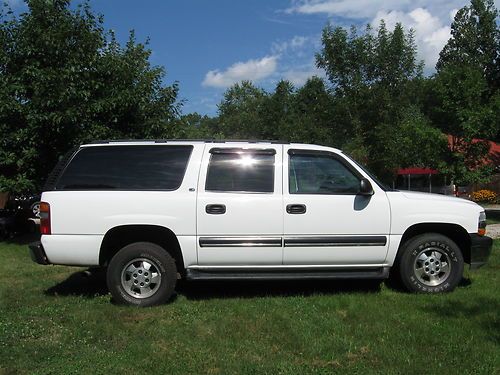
[
  {"left": 397, "top": 233, "right": 464, "bottom": 293},
  {"left": 107, "top": 242, "right": 177, "bottom": 306}
]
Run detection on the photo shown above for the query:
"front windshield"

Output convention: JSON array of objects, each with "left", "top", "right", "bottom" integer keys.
[{"left": 343, "top": 154, "right": 394, "bottom": 191}]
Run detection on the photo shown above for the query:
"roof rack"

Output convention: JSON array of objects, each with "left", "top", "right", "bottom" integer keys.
[{"left": 88, "top": 139, "right": 290, "bottom": 145}]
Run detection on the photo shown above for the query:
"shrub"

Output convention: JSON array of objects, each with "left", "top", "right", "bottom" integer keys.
[{"left": 471, "top": 189, "right": 497, "bottom": 204}]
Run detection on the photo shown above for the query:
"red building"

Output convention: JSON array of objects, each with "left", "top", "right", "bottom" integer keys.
[{"left": 395, "top": 137, "right": 500, "bottom": 195}]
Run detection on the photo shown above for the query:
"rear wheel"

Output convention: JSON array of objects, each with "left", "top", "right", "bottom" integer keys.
[
  {"left": 107, "top": 242, "right": 177, "bottom": 306},
  {"left": 397, "top": 233, "right": 463, "bottom": 293}
]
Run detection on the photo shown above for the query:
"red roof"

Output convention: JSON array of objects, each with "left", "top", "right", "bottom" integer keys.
[
  {"left": 397, "top": 136, "right": 500, "bottom": 175},
  {"left": 398, "top": 168, "right": 438, "bottom": 175}
]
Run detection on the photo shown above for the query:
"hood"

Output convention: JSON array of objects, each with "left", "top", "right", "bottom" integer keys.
[{"left": 398, "top": 190, "right": 480, "bottom": 206}]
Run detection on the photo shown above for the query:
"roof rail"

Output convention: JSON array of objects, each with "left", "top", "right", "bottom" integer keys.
[{"left": 88, "top": 139, "right": 290, "bottom": 145}]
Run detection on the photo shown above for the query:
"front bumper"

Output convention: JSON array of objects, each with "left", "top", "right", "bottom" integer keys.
[
  {"left": 29, "top": 241, "right": 50, "bottom": 265},
  {"left": 469, "top": 234, "right": 492, "bottom": 270}
]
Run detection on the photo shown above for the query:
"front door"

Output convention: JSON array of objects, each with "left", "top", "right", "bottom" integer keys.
[
  {"left": 283, "top": 147, "right": 390, "bottom": 265},
  {"left": 197, "top": 145, "right": 283, "bottom": 265}
]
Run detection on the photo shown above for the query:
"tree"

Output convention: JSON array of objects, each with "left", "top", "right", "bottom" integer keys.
[
  {"left": 432, "top": 65, "right": 497, "bottom": 184},
  {"left": 0, "top": 0, "right": 180, "bottom": 193},
  {"left": 437, "top": 0, "right": 499, "bottom": 91},
  {"left": 287, "top": 77, "right": 335, "bottom": 145},
  {"left": 260, "top": 79, "right": 295, "bottom": 140},
  {"left": 216, "top": 77, "right": 336, "bottom": 145},
  {"left": 317, "top": 22, "right": 423, "bottom": 95},
  {"left": 175, "top": 112, "right": 220, "bottom": 139},
  {"left": 316, "top": 21, "right": 438, "bottom": 182},
  {"left": 216, "top": 81, "right": 267, "bottom": 139},
  {"left": 433, "top": 0, "right": 500, "bottom": 184}
]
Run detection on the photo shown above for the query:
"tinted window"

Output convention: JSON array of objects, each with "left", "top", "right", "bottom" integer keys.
[
  {"left": 206, "top": 151, "right": 275, "bottom": 193},
  {"left": 56, "top": 145, "right": 193, "bottom": 190},
  {"left": 289, "top": 153, "right": 359, "bottom": 194}
]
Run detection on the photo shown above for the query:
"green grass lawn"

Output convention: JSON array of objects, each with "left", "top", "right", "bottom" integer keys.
[
  {"left": 486, "top": 209, "right": 500, "bottom": 225},
  {"left": 0, "top": 236, "right": 499, "bottom": 374}
]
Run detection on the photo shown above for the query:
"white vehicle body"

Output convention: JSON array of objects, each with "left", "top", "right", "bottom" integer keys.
[{"left": 32, "top": 141, "right": 488, "bottom": 272}]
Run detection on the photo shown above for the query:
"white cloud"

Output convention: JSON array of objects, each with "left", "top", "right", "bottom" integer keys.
[
  {"left": 287, "top": 0, "right": 411, "bottom": 19},
  {"left": 282, "top": 65, "right": 325, "bottom": 86},
  {"left": 290, "top": 36, "right": 308, "bottom": 49},
  {"left": 202, "top": 55, "right": 278, "bottom": 88},
  {"left": 449, "top": 8, "right": 459, "bottom": 20},
  {"left": 285, "top": 0, "right": 486, "bottom": 71},
  {"left": 286, "top": 0, "right": 476, "bottom": 20},
  {"left": 268, "top": 35, "right": 326, "bottom": 87},
  {"left": 372, "top": 8, "right": 451, "bottom": 69},
  {"left": 272, "top": 35, "right": 310, "bottom": 55}
]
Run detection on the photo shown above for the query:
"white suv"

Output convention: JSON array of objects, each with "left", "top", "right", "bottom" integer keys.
[{"left": 29, "top": 140, "right": 492, "bottom": 306}]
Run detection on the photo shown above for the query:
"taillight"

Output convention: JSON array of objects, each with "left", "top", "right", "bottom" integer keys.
[{"left": 40, "top": 202, "right": 51, "bottom": 235}]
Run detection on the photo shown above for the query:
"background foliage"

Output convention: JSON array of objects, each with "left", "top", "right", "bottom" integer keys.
[
  {"left": 0, "top": 0, "right": 181, "bottom": 192},
  {"left": 0, "top": 0, "right": 499, "bottom": 192}
]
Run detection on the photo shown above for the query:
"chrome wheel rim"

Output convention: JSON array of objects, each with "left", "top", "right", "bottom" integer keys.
[
  {"left": 32, "top": 203, "right": 40, "bottom": 218},
  {"left": 414, "top": 247, "right": 451, "bottom": 286},
  {"left": 121, "top": 258, "right": 162, "bottom": 299}
]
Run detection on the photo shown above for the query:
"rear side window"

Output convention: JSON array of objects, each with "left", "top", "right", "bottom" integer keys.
[
  {"left": 205, "top": 149, "right": 275, "bottom": 193},
  {"left": 56, "top": 145, "right": 193, "bottom": 190}
]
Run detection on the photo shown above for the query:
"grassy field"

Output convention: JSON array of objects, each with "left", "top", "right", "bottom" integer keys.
[
  {"left": 0, "top": 236, "right": 498, "bottom": 374},
  {"left": 486, "top": 209, "right": 500, "bottom": 225}
]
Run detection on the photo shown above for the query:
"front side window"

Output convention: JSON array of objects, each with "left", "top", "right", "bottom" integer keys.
[
  {"left": 205, "top": 149, "right": 275, "bottom": 193},
  {"left": 289, "top": 152, "right": 359, "bottom": 194},
  {"left": 56, "top": 145, "right": 193, "bottom": 190}
]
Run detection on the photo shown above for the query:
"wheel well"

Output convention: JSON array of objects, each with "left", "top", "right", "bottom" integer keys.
[
  {"left": 99, "top": 225, "right": 185, "bottom": 273},
  {"left": 399, "top": 223, "right": 471, "bottom": 263}
]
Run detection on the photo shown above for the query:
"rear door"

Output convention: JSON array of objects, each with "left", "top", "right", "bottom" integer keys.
[{"left": 196, "top": 145, "right": 283, "bottom": 265}]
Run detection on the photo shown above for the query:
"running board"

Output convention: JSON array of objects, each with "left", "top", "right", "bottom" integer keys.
[{"left": 185, "top": 267, "right": 390, "bottom": 281}]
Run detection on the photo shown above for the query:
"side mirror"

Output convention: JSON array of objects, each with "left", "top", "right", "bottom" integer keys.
[{"left": 359, "top": 178, "right": 374, "bottom": 195}]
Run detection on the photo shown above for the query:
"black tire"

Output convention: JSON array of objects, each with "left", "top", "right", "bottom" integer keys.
[
  {"left": 397, "top": 233, "right": 464, "bottom": 293},
  {"left": 106, "top": 242, "right": 177, "bottom": 306}
]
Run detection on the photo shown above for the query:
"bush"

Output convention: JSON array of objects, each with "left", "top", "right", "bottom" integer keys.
[{"left": 471, "top": 189, "right": 497, "bottom": 204}]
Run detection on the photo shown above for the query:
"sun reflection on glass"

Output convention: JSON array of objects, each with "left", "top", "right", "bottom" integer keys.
[{"left": 235, "top": 155, "right": 257, "bottom": 167}]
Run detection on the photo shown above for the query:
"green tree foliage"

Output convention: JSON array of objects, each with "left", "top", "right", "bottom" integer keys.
[
  {"left": 215, "top": 78, "right": 338, "bottom": 145},
  {"left": 1, "top": 0, "right": 497, "bottom": 193},
  {"left": 317, "top": 23, "right": 423, "bottom": 94},
  {"left": 0, "top": 0, "right": 180, "bottom": 192},
  {"left": 260, "top": 79, "right": 295, "bottom": 140},
  {"left": 316, "top": 21, "right": 443, "bottom": 181},
  {"left": 437, "top": 0, "right": 499, "bottom": 91},
  {"left": 204, "top": 0, "right": 499, "bottom": 186},
  {"left": 290, "top": 77, "right": 336, "bottom": 145},
  {"left": 176, "top": 112, "right": 220, "bottom": 139},
  {"left": 216, "top": 81, "right": 267, "bottom": 139},
  {"left": 433, "top": 0, "right": 500, "bottom": 184}
]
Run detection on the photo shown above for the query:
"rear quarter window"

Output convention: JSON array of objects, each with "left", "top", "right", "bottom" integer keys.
[{"left": 55, "top": 145, "right": 193, "bottom": 191}]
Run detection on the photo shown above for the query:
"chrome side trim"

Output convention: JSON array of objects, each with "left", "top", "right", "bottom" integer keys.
[
  {"left": 284, "top": 236, "right": 387, "bottom": 247},
  {"left": 188, "top": 264, "right": 389, "bottom": 270},
  {"left": 199, "top": 237, "right": 282, "bottom": 248}
]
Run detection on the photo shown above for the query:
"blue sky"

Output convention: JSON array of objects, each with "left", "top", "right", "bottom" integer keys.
[{"left": 9, "top": 0, "right": 497, "bottom": 115}]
